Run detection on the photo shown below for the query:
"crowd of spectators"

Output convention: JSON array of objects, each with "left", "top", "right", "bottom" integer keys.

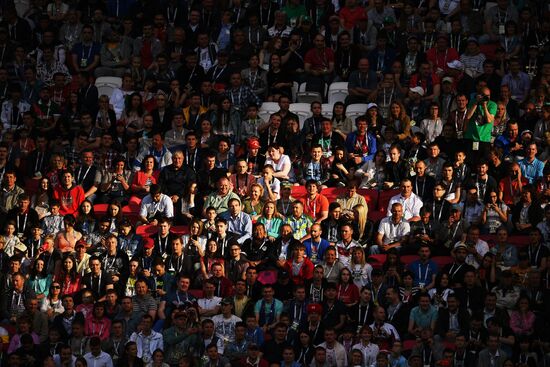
[{"left": 0, "top": 0, "right": 549, "bottom": 366}]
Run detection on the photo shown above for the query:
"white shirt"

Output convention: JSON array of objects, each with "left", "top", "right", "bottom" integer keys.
[
  {"left": 1, "top": 99, "right": 31, "bottom": 131},
  {"left": 211, "top": 314, "right": 242, "bottom": 343},
  {"left": 83, "top": 351, "right": 113, "bottom": 367},
  {"left": 139, "top": 193, "right": 174, "bottom": 219},
  {"left": 454, "top": 239, "right": 489, "bottom": 268},
  {"left": 198, "top": 296, "right": 222, "bottom": 320},
  {"left": 128, "top": 330, "right": 164, "bottom": 363},
  {"left": 377, "top": 217, "right": 411, "bottom": 245},
  {"left": 387, "top": 193, "right": 423, "bottom": 220},
  {"left": 351, "top": 342, "right": 379, "bottom": 366},
  {"left": 419, "top": 118, "right": 443, "bottom": 143}
]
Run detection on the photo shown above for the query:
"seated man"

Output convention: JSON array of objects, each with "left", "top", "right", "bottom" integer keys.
[
  {"left": 139, "top": 184, "right": 174, "bottom": 225},
  {"left": 386, "top": 179, "right": 423, "bottom": 222},
  {"left": 372, "top": 203, "right": 410, "bottom": 254},
  {"left": 221, "top": 198, "right": 253, "bottom": 245},
  {"left": 203, "top": 176, "right": 241, "bottom": 216}
]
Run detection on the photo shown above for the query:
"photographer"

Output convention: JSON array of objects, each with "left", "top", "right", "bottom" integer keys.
[
  {"left": 464, "top": 86, "right": 497, "bottom": 163},
  {"left": 98, "top": 157, "right": 132, "bottom": 205}
]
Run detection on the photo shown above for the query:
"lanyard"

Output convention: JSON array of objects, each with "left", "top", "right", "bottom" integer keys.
[
  {"left": 248, "top": 28, "right": 259, "bottom": 45},
  {"left": 260, "top": 6, "right": 271, "bottom": 26},
  {"left": 307, "top": 196, "right": 317, "bottom": 217},
  {"left": 95, "top": 273, "right": 102, "bottom": 295},
  {"left": 449, "top": 263, "right": 463, "bottom": 280},
  {"left": 17, "top": 213, "right": 27, "bottom": 234},
  {"left": 416, "top": 179, "right": 425, "bottom": 197},
  {"left": 433, "top": 201, "right": 443, "bottom": 221},
  {"left": 81, "top": 44, "right": 93, "bottom": 61},
  {"left": 77, "top": 165, "right": 92, "bottom": 183},
  {"left": 167, "top": 7, "right": 177, "bottom": 24},
  {"left": 211, "top": 65, "right": 226, "bottom": 82},
  {"left": 231, "top": 87, "right": 242, "bottom": 106},
  {"left": 418, "top": 263, "right": 430, "bottom": 284},
  {"left": 359, "top": 304, "right": 370, "bottom": 324},
  {"left": 528, "top": 245, "right": 541, "bottom": 267},
  {"left": 91, "top": 320, "right": 105, "bottom": 337},
  {"left": 159, "top": 235, "right": 168, "bottom": 253}
]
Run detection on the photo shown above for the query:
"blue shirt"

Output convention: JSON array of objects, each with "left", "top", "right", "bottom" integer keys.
[
  {"left": 71, "top": 42, "right": 101, "bottom": 68},
  {"left": 409, "top": 305, "right": 438, "bottom": 329},
  {"left": 518, "top": 157, "right": 544, "bottom": 184},
  {"left": 222, "top": 211, "right": 253, "bottom": 244},
  {"left": 302, "top": 238, "right": 331, "bottom": 263},
  {"left": 407, "top": 260, "right": 438, "bottom": 287}
]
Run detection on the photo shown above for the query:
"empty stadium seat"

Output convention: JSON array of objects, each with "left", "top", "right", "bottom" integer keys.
[
  {"left": 289, "top": 103, "right": 313, "bottom": 129},
  {"left": 95, "top": 76, "right": 122, "bottom": 98},
  {"left": 346, "top": 103, "right": 368, "bottom": 121},
  {"left": 327, "top": 82, "right": 348, "bottom": 104},
  {"left": 322, "top": 103, "right": 334, "bottom": 118},
  {"left": 400, "top": 255, "right": 420, "bottom": 265}
]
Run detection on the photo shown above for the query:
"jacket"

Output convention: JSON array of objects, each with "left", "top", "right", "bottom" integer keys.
[
  {"left": 129, "top": 330, "right": 164, "bottom": 359},
  {"left": 318, "top": 341, "right": 347, "bottom": 367},
  {"left": 283, "top": 258, "right": 314, "bottom": 285},
  {"left": 345, "top": 131, "right": 377, "bottom": 162},
  {"left": 477, "top": 348, "right": 507, "bottom": 367}
]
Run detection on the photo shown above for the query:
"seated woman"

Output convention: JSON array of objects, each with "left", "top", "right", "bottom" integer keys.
[
  {"left": 481, "top": 190, "right": 509, "bottom": 235},
  {"left": 336, "top": 267, "right": 360, "bottom": 307},
  {"left": 242, "top": 184, "right": 265, "bottom": 221},
  {"left": 489, "top": 227, "right": 518, "bottom": 270},
  {"left": 55, "top": 215, "right": 82, "bottom": 254},
  {"left": 257, "top": 201, "right": 284, "bottom": 241}
]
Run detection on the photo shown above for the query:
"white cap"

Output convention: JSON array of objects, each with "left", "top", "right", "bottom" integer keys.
[
  {"left": 409, "top": 86, "right": 425, "bottom": 96},
  {"left": 447, "top": 60, "right": 464, "bottom": 70},
  {"left": 366, "top": 103, "right": 378, "bottom": 110}
]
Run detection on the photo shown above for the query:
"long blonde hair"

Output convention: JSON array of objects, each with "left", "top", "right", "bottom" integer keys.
[{"left": 353, "top": 204, "right": 368, "bottom": 238}]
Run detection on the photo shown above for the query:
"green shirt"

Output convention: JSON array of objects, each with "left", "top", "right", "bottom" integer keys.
[{"left": 464, "top": 100, "right": 497, "bottom": 142}]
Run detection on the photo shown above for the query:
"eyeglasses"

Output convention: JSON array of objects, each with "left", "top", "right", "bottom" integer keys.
[{"left": 52, "top": 285, "right": 61, "bottom": 289}]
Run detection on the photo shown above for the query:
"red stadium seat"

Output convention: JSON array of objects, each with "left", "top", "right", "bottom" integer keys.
[
  {"left": 403, "top": 339, "right": 416, "bottom": 351},
  {"left": 400, "top": 255, "right": 420, "bottom": 266},
  {"left": 188, "top": 289, "right": 203, "bottom": 299},
  {"left": 432, "top": 256, "right": 454, "bottom": 269},
  {"left": 94, "top": 204, "right": 109, "bottom": 216},
  {"left": 367, "top": 254, "right": 387, "bottom": 269},
  {"left": 258, "top": 270, "right": 278, "bottom": 285},
  {"left": 136, "top": 224, "right": 157, "bottom": 236},
  {"left": 171, "top": 225, "right": 189, "bottom": 236}
]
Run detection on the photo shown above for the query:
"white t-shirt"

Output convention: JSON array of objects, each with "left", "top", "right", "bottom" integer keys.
[
  {"left": 387, "top": 193, "right": 423, "bottom": 220},
  {"left": 211, "top": 314, "right": 242, "bottom": 343},
  {"left": 378, "top": 217, "right": 411, "bottom": 245}
]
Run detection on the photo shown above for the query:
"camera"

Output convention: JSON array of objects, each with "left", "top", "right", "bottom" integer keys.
[{"left": 477, "top": 94, "right": 490, "bottom": 102}]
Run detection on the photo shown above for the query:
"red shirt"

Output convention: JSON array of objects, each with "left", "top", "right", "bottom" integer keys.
[
  {"left": 339, "top": 6, "right": 367, "bottom": 30},
  {"left": 426, "top": 47, "right": 459, "bottom": 72},
  {"left": 304, "top": 47, "right": 335, "bottom": 71},
  {"left": 283, "top": 257, "right": 314, "bottom": 285},
  {"left": 301, "top": 194, "right": 329, "bottom": 220},
  {"left": 53, "top": 184, "right": 85, "bottom": 216}
]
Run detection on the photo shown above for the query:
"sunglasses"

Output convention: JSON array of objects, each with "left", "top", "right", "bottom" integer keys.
[{"left": 52, "top": 285, "right": 61, "bottom": 289}]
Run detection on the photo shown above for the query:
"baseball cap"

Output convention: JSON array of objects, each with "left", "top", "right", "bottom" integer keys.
[
  {"left": 409, "top": 86, "right": 425, "bottom": 96},
  {"left": 447, "top": 60, "right": 464, "bottom": 71},
  {"left": 221, "top": 297, "right": 233, "bottom": 305},
  {"left": 366, "top": 103, "right": 378, "bottom": 110},
  {"left": 453, "top": 242, "right": 468, "bottom": 251},
  {"left": 143, "top": 237, "right": 155, "bottom": 249},
  {"left": 383, "top": 16, "right": 395, "bottom": 24},
  {"left": 247, "top": 138, "right": 261, "bottom": 150},
  {"left": 279, "top": 270, "right": 290, "bottom": 279},
  {"left": 14, "top": 243, "right": 27, "bottom": 253},
  {"left": 301, "top": 15, "right": 312, "bottom": 23},
  {"left": 467, "top": 36, "right": 479, "bottom": 45},
  {"left": 442, "top": 76, "right": 454, "bottom": 84},
  {"left": 75, "top": 240, "right": 88, "bottom": 249}
]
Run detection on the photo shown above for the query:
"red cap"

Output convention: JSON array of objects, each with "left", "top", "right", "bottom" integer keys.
[
  {"left": 143, "top": 237, "right": 155, "bottom": 249},
  {"left": 307, "top": 303, "right": 322, "bottom": 314},
  {"left": 247, "top": 138, "right": 261, "bottom": 150}
]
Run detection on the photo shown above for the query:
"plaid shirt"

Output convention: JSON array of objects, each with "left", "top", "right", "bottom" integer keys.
[
  {"left": 285, "top": 214, "right": 313, "bottom": 240},
  {"left": 225, "top": 86, "right": 260, "bottom": 112}
]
